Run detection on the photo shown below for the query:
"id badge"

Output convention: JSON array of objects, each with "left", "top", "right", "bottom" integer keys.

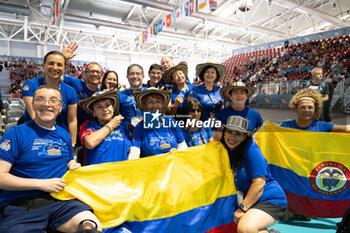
[{"left": 131, "top": 116, "right": 142, "bottom": 127}]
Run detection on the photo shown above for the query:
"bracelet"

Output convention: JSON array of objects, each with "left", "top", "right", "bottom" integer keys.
[{"left": 104, "top": 125, "right": 113, "bottom": 132}]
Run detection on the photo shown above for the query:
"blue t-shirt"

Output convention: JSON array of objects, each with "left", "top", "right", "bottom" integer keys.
[
  {"left": 280, "top": 120, "right": 334, "bottom": 132},
  {"left": 22, "top": 77, "right": 78, "bottom": 130},
  {"left": 233, "top": 140, "right": 287, "bottom": 207},
  {"left": 171, "top": 84, "right": 194, "bottom": 118},
  {"left": 119, "top": 87, "right": 146, "bottom": 124},
  {"left": 188, "top": 84, "right": 222, "bottom": 121},
  {"left": 80, "top": 120, "right": 132, "bottom": 165},
  {"left": 0, "top": 120, "right": 73, "bottom": 204},
  {"left": 181, "top": 127, "right": 213, "bottom": 147},
  {"left": 132, "top": 116, "right": 185, "bottom": 157},
  {"left": 215, "top": 106, "right": 263, "bottom": 132},
  {"left": 63, "top": 75, "right": 100, "bottom": 126}
]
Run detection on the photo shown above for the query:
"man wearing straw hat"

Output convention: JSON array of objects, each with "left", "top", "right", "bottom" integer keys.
[
  {"left": 128, "top": 88, "right": 187, "bottom": 159},
  {"left": 214, "top": 81, "right": 263, "bottom": 140}
]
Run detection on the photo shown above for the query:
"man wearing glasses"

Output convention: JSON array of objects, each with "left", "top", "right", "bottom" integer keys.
[
  {"left": 119, "top": 64, "right": 146, "bottom": 128},
  {"left": 62, "top": 62, "right": 103, "bottom": 126},
  {"left": 0, "top": 86, "right": 102, "bottom": 233}
]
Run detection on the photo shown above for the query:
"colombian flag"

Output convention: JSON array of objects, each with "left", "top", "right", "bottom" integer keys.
[
  {"left": 255, "top": 121, "right": 350, "bottom": 218},
  {"left": 52, "top": 142, "right": 238, "bottom": 232}
]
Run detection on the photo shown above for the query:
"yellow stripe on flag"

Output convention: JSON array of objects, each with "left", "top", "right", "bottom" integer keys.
[
  {"left": 255, "top": 121, "right": 350, "bottom": 177},
  {"left": 52, "top": 142, "right": 235, "bottom": 228}
]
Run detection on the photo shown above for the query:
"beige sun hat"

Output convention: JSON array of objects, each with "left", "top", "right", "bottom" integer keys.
[
  {"left": 220, "top": 81, "right": 256, "bottom": 101},
  {"left": 196, "top": 62, "right": 226, "bottom": 82},
  {"left": 223, "top": 115, "right": 258, "bottom": 136},
  {"left": 163, "top": 61, "right": 188, "bottom": 84},
  {"left": 133, "top": 87, "right": 172, "bottom": 112},
  {"left": 78, "top": 90, "right": 119, "bottom": 116}
]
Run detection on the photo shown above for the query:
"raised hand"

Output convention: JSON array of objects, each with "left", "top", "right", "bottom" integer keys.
[
  {"left": 62, "top": 41, "right": 78, "bottom": 60},
  {"left": 107, "top": 115, "right": 124, "bottom": 130}
]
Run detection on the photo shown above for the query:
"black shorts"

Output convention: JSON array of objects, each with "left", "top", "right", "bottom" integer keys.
[{"left": 251, "top": 201, "right": 287, "bottom": 221}]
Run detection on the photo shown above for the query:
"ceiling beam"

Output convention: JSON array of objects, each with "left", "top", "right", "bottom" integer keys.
[{"left": 273, "top": 0, "right": 350, "bottom": 27}]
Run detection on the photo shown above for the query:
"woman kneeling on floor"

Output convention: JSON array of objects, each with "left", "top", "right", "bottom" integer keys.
[{"left": 221, "top": 116, "right": 287, "bottom": 233}]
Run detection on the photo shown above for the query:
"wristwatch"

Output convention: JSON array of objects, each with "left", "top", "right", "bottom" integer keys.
[{"left": 239, "top": 202, "right": 248, "bottom": 213}]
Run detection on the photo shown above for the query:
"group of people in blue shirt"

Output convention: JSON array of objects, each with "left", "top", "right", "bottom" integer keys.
[{"left": 2, "top": 42, "right": 350, "bottom": 233}]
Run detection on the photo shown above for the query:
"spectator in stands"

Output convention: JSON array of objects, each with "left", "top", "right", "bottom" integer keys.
[
  {"left": 0, "top": 92, "right": 6, "bottom": 115},
  {"left": 188, "top": 62, "right": 225, "bottom": 121},
  {"left": 163, "top": 61, "right": 194, "bottom": 117},
  {"left": 221, "top": 115, "right": 287, "bottom": 233},
  {"left": 100, "top": 71, "right": 118, "bottom": 91},
  {"left": 62, "top": 62, "right": 103, "bottom": 127},
  {"left": 22, "top": 51, "right": 78, "bottom": 147},
  {"left": 128, "top": 88, "right": 187, "bottom": 159},
  {"left": 214, "top": 81, "right": 263, "bottom": 140},
  {"left": 119, "top": 64, "right": 146, "bottom": 127},
  {"left": 0, "top": 86, "right": 102, "bottom": 233},
  {"left": 281, "top": 88, "right": 350, "bottom": 132},
  {"left": 306, "top": 68, "right": 330, "bottom": 121},
  {"left": 78, "top": 90, "right": 131, "bottom": 165},
  {"left": 145, "top": 64, "right": 163, "bottom": 89},
  {"left": 181, "top": 99, "right": 214, "bottom": 147}
]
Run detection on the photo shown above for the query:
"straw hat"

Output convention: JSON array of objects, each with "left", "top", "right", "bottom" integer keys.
[
  {"left": 78, "top": 90, "right": 119, "bottom": 116},
  {"left": 163, "top": 61, "right": 188, "bottom": 84},
  {"left": 134, "top": 87, "right": 172, "bottom": 113},
  {"left": 223, "top": 116, "right": 257, "bottom": 136},
  {"left": 196, "top": 62, "right": 226, "bottom": 82},
  {"left": 220, "top": 81, "right": 256, "bottom": 101}
]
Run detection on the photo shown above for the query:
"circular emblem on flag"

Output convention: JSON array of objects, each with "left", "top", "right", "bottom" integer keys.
[{"left": 310, "top": 161, "right": 350, "bottom": 195}]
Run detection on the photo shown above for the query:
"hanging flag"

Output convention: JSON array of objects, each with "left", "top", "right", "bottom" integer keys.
[
  {"left": 198, "top": 0, "right": 206, "bottom": 11},
  {"left": 166, "top": 14, "right": 171, "bottom": 27},
  {"left": 134, "top": 36, "right": 139, "bottom": 48},
  {"left": 52, "top": 142, "right": 238, "bottom": 232},
  {"left": 158, "top": 20, "right": 163, "bottom": 33},
  {"left": 171, "top": 10, "right": 177, "bottom": 25},
  {"left": 255, "top": 121, "right": 350, "bottom": 218},
  {"left": 185, "top": 0, "right": 194, "bottom": 16},
  {"left": 154, "top": 23, "right": 158, "bottom": 36}
]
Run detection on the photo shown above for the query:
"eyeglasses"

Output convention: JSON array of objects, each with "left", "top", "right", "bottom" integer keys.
[
  {"left": 34, "top": 97, "right": 62, "bottom": 106},
  {"left": 86, "top": 70, "right": 102, "bottom": 75},
  {"left": 128, "top": 72, "right": 142, "bottom": 77},
  {"left": 150, "top": 71, "right": 162, "bottom": 76},
  {"left": 189, "top": 109, "right": 201, "bottom": 113}
]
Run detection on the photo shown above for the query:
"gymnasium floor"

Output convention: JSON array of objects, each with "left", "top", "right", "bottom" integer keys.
[{"left": 255, "top": 106, "right": 346, "bottom": 233}]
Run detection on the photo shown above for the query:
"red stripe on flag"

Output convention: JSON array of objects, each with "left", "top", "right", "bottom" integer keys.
[
  {"left": 285, "top": 191, "right": 350, "bottom": 218},
  {"left": 205, "top": 222, "right": 237, "bottom": 233}
]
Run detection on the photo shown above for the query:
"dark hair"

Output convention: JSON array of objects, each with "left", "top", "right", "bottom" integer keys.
[
  {"left": 101, "top": 71, "right": 118, "bottom": 90},
  {"left": 184, "top": 99, "right": 204, "bottom": 121},
  {"left": 220, "top": 128, "right": 251, "bottom": 170},
  {"left": 127, "top": 64, "right": 144, "bottom": 76},
  {"left": 148, "top": 64, "right": 162, "bottom": 73},
  {"left": 33, "top": 85, "right": 62, "bottom": 100},
  {"left": 199, "top": 65, "right": 220, "bottom": 83},
  {"left": 43, "top": 51, "right": 66, "bottom": 67},
  {"left": 85, "top": 62, "right": 102, "bottom": 73}
]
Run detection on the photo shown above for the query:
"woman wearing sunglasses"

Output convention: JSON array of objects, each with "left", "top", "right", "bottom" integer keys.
[
  {"left": 221, "top": 115, "right": 287, "bottom": 233},
  {"left": 181, "top": 99, "right": 214, "bottom": 147}
]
